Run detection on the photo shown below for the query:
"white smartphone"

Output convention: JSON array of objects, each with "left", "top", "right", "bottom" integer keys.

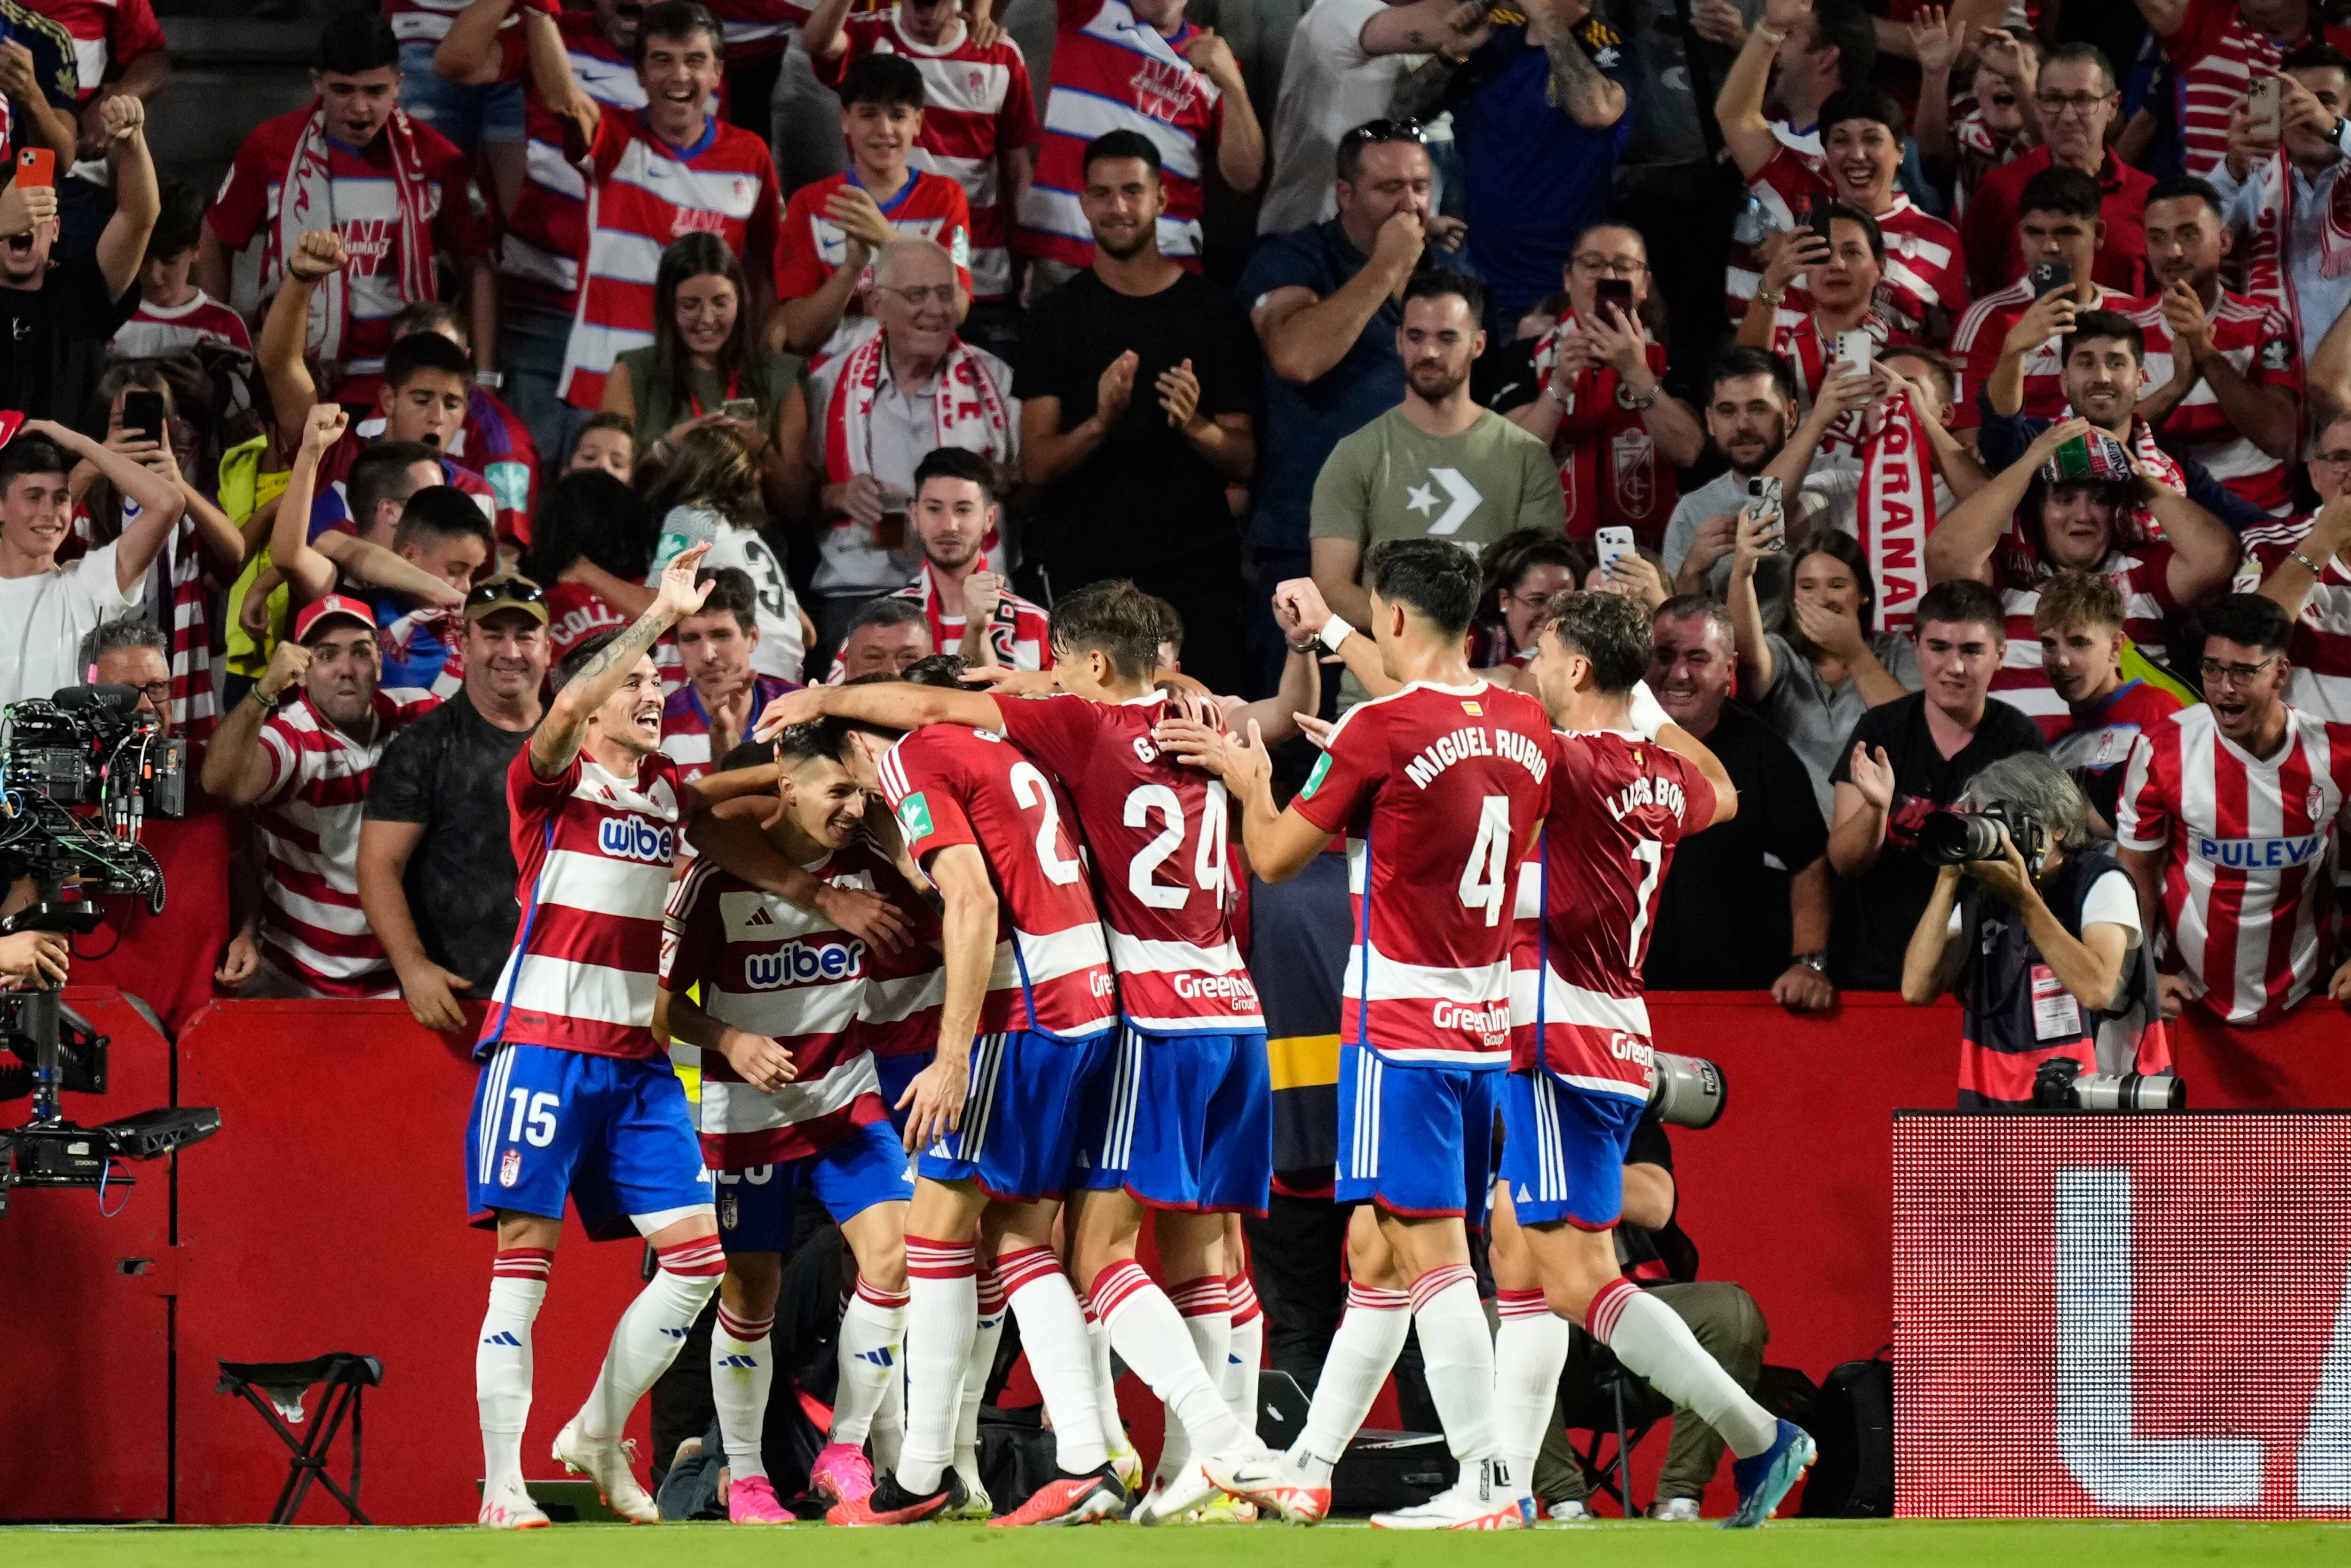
[
  {"left": 1837, "top": 329, "right": 1876, "bottom": 373},
  {"left": 1594, "top": 525, "right": 1637, "bottom": 577},
  {"left": 1747, "top": 476, "right": 1786, "bottom": 552},
  {"left": 2249, "top": 75, "right": 2282, "bottom": 142}
]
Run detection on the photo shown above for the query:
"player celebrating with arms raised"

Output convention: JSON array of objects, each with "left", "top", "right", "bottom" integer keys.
[
  {"left": 1161, "top": 539, "right": 1553, "bottom": 1529},
  {"left": 466, "top": 544, "right": 792, "bottom": 1529},
  {"left": 1490, "top": 591, "right": 1814, "bottom": 1529}
]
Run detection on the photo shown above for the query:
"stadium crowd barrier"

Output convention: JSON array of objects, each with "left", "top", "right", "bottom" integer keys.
[{"left": 3, "top": 992, "right": 2344, "bottom": 1524}]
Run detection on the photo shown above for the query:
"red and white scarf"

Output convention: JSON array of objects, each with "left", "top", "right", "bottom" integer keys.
[
  {"left": 265, "top": 100, "right": 437, "bottom": 368},
  {"left": 820, "top": 329, "right": 1014, "bottom": 489},
  {"left": 2241, "top": 150, "right": 2351, "bottom": 345},
  {"left": 1855, "top": 388, "right": 1936, "bottom": 633},
  {"left": 2051, "top": 412, "right": 2180, "bottom": 544}
]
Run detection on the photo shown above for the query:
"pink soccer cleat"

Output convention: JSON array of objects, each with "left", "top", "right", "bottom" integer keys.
[
  {"left": 726, "top": 1474, "right": 791, "bottom": 1523},
  {"left": 811, "top": 1442, "right": 877, "bottom": 1506}
]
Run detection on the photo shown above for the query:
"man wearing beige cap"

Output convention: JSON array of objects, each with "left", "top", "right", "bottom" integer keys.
[{"left": 359, "top": 575, "right": 552, "bottom": 1032}]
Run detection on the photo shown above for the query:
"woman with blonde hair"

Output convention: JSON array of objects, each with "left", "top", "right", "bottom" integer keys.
[{"left": 644, "top": 421, "right": 812, "bottom": 681}]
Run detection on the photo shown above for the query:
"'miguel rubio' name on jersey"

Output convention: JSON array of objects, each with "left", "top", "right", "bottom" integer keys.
[
  {"left": 1511, "top": 730, "right": 1715, "bottom": 1100},
  {"left": 1293, "top": 682, "right": 1552, "bottom": 1067}
]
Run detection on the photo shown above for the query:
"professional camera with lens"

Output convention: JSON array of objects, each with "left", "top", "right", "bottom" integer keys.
[
  {"left": 1650, "top": 1052, "right": 1727, "bottom": 1130},
  {"left": 0, "top": 686, "right": 216, "bottom": 1216},
  {"left": 1920, "top": 799, "right": 2047, "bottom": 868},
  {"left": 2032, "top": 1056, "right": 2186, "bottom": 1113}
]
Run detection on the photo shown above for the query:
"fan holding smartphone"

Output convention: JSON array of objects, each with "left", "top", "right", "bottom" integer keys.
[{"left": 1735, "top": 199, "right": 1886, "bottom": 461}]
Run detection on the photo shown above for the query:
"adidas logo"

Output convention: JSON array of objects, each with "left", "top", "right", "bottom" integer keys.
[
  {"left": 745, "top": 905, "right": 776, "bottom": 927},
  {"left": 856, "top": 1347, "right": 896, "bottom": 1368},
  {"left": 481, "top": 1331, "right": 523, "bottom": 1347},
  {"left": 717, "top": 1354, "right": 760, "bottom": 1370},
  {"left": 660, "top": 1326, "right": 691, "bottom": 1340},
  {"left": 1517, "top": 1184, "right": 1531, "bottom": 1203}
]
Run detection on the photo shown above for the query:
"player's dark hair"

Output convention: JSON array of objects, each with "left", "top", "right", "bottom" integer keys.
[
  {"left": 1914, "top": 579, "right": 2007, "bottom": 642},
  {"left": 635, "top": 1, "right": 725, "bottom": 66},
  {"left": 383, "top": 330, "right": 475, "bottom": 392},
  {"left": 1812, "top": 0, "right": 1878, "bottom": 88},
  {"left": 1402, "top": 267, "right": 1486, "bottom": 326},
  {"left": 1819, "top": 86, "right": 1907, "bottom": 142},
  {"left": 689, "top": 566, "right": 758, "bottom": 634},
  {"left": 1048, "top": 579, "right": 1165, "bottom": 683},
  {"left": 2146, "top": 174, "right": 2225, "bottom": 221},
  {"left": 773, "top": 717, "right": 857, "bottom": 769},
  {"left": 1148, "top": 593, "right": 1183, "bottom": 656},
  {"left": 1367, "top": 538, "right": 1480, "bottom": 638},
  {"left": 0, "top": 434, "right": 71, "bottom": 496},
  {"left": 720, "top": 738, "right": 775, "bottom": 771},
  {"left": 1705, "top": 346, "right": 1799, "bottom": 410},
  {"left": 557, "top": 629, "right": 623, "bottom": 691},
  {"left": 317, "top": 12, "right": 399, "bottom": 74},
  {"left": 2062, "top": 309, "right": 2145, "bottom": 367},
  {"left": 840, "top": 52, "right": 925, "bottom": 110},
  {"left": 903, "top": 653, "right": 969, "bottom": 689},
  {"left": 2016, "top": 166, "right": 2104, "bottom": 225},
  {"left": 1540, "top": 591, "right": 1651, "bottom": 694},
  {"left": 525, "top": 469, "right": 654, "bottom": 583},
  {"left": 146, "top": 181, "right": 206, "bottom": 264},
  {"left": 2199, "top": 591, "right": 2293, "bottom": 657},
  {"left": 1821, "top": 201, "right": 1886, "bottom": 265},
  {"left": 392, "top": 486, "right": 495, "bottom": 554},
  {"left": 2042, "top": 40, "right": 2117, "bottom": 94},
  {"left": 1082, "top": 129, "right": 1161, "bottom": 179},
  {"left": 914, "top": 446, "right": 998, "bottom": 504}
]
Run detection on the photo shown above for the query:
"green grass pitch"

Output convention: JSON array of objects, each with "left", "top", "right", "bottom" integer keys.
[{"left": 8, "top": 1520, "right": 2351, "bottom": 1567}]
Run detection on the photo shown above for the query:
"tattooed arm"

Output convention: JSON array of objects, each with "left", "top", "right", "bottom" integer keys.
[
  {"left": 528, "top": 542, "right": 715, "bottom": 778},
  {"left": 1536, "top": 1, "right": 1626, "bottom": 129},
  {"left": 1391, "top": 52, "right": 1466, "bottom": 120}
]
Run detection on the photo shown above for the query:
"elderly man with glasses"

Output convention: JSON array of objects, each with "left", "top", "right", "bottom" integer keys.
[{"left": 1961, "top": 41, "right": 2158, "bottom": 295}]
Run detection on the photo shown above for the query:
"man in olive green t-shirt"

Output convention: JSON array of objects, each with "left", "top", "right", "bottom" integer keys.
[{"left": 1309, "top": 269, "right": 1563, "bottom": 704}]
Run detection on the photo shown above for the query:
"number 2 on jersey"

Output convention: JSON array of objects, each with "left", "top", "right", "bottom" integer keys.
[
  {"left": 1460, "top": 796, "right": 1513, "bottom": 927},
  {"left": 1009, "top": 761, "right": 1085, "bottom": 885}
]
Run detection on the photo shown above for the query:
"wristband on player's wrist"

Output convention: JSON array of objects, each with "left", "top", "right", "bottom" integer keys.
[
  {"left": 1626, "top": 679, "right": 1669, "bottom": 740},
  {"left": 1317, "top": 615, "right": 1355, "bottom": 654}
]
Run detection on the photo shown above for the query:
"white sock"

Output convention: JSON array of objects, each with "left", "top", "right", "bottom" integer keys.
[
  {"left": 1095, "top": 1261, "right": 1242, "bottom": 1484},
  {"left": 1492, "top": 1289, "right": 1569, "bottom": 1499},
  {"left": 1224, "top": 1275, "right": 1264, "bottom": 1435},
  {"left": 955, "top": 1265, "right": 1008, "bottom": 1471},
  {"left": 711, "top": 1301, "right": 775, "bottom": 1481},
  {"left": 900, "top": 1236, "right": 978, "bottom": 1496},
  {"left": 1082, "top": 1298, "right": 1127, "bottom": 1461},
  {"left": 1292, "top": 1283, "right": 1409, "bottom": 1486},
  {"left": 581, "top": 1237, "right": 725, "bottom": 1443},
  {"left": 1410, "top": 1264, "right": 1500, "bottom": 1466},
  {"left": 871, "top": 1362, "right": 906, "bottom": 1475},
  {"left": 1156, "top": 1274, "right": 1234, "bottom": 1484},
  {"left": 999, "top": 1245, "right": 1110, "bottom": 1475},
  {"left": 477, "top": 1248, "right": 550, "bottom": 1488},
  {"left": 1590, "top": 1278, "right": 1776, "bottom": 1459},
  {"left": 832, "top": 1278, "right": 906, "bottom": 1446}
]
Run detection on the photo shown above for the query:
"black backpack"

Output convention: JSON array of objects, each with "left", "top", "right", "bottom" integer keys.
[{"left": 1798, "top": 1351, "right": 1893, "bottom": 1517}]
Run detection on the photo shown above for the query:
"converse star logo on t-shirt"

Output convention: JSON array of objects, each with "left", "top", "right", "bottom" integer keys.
[{"left": 1405, "top": 467, "right": 1483, "bottom": 534}]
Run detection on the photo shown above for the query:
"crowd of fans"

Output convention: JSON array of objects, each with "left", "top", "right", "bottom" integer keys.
[{"left": 2, "top": 0, "right": 2350, "bottom": 1044}]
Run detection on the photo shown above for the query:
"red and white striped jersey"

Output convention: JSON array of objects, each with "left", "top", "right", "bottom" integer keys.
[
  {"left": 815, "top": 11, "right": 1041, "bottom": 300},
  {"left": 1723, "top": 146, "right": 1968, "bottom": 341},
  {"left": 543, "top": 579, "right": 634, "bottom": 662},
  {"left": 111, "top": 291, "right": 252, "bottom": 361},
  {"left": 493, "top": 15, "right": 648, "bottom": 314},
  {"left": 1509, "top": 728, "right": 1712, "bottom": 1101},
  {"left": 478, "top": 747, "right": 686, "bottom": 1060},
  {"left": 854, "top": 851, "right": 947, "bottom": 1060},
  {"left": 1018, "top": 0, "right": 1224, "bottom": 268},
  {"left": 661, "top": 849, "right": 896, "bottom": 1167},
  {"left": 254, "top": 686, "right": 439, "bottom": 996},
  {"left": 35, "top": 0, "right": 166, "bottom": 105},
  {"left": 995, "top": 691, "right": 1261, "bottom": 1032},
  {"left": 1991, "top": 543, "right": 2180, "bottom": 734},
  {"left": 876, "top": 724, "right": 1117, "bottom": 1039},
  {"left": 775, "top": 168, "right": 973, "bottom": 327},
  {"left": 1771, "top": 308, "right": 1904, "bottom": 464},
  {"left": 658, "top": 674, "right": 799, "bottom": 783},
  {"left": 2151, "top": 289, "right": 2300, "bottom": 515},
  {"left": 2245, "top": 517, "right": 2351, "bottom": 722},
  {"left": 702, "top": 0, "right": 810, "bottom": 61},
  {"left": 1949, "top": 281, "right": 2168, "bottom": 429},
  {"left": 1290, "top": 681, "right": 1552, "bottom": 1068},
  {"left": 2161, "top": 0, "right": 2351, "bottom": 181},
  {"left": 557, "top": 110, "right": 785, "bottom": 410},
  {"left": 2117, "top": 702, "right": 2351, "bottom": 1024}
]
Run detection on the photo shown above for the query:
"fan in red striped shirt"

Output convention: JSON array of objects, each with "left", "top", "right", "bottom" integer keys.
[
  {"left": 2117, "top": 594, "right": 2351, "bottom": 1025},
  {"left": 2154, "top": 0, "right": 2351, "bottom": 181},
  {"left": 202, "top": 596, "right": 440, "bottom": 997},
  {"left": 2242, "top": 435, "right": 2351, "bottom": 722}
]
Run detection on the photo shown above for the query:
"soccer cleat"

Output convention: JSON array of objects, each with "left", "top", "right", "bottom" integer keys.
[
  {"left": 552, "top": 1419, "right": 658, "bottom": 1523},
  {"left": 1546, "top": 1498, "right": 1595, "bottom": 1523},
  {"left": 1109, "top": 1442, "right": 1145, "bottom": 1498},
  {"left": 826, "top": 1468, "right": 967, "bottom": 1526},
  {"left": 477, "top": 1476, "right": 551, "bottom": 1529},
  {"left": 1184, "top": 1493, "right": 1257, "bottom": 1525},
  {"left": 1722, "top": 1418, "right": 1816, "bottom": 1529},
  {"left": 811, "top": 1442, "right": 877, "bottom": 1506},
  {"left": 985, "top": 1465, "right": 1127, "bottom": 1527},
  {"left": 1647, "top": 1496, "right": 1702, "bottom": 1521},
  {"left": 726, "top": 1475, "right": 791, "bottom": 1523},
  {"left": 1132, "top": 1462, "right": 1221, "bottom": 1526},
  {"left": 1370, "top": 1461, "right": 1529, "bottom": 1531},
  {"left": 948, "top": 1453, "right": 994, "bottom": 1520},
  {"left": 1203, "top": 1446, "right": 1329, "bottom": 1525}
]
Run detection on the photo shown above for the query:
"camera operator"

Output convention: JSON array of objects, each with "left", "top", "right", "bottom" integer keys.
[{"left": 1899, "top": 753, "right": 2161, "bottom": 1110}]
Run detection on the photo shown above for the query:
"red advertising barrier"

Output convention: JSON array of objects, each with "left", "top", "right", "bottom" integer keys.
[
  {"left": 1893, "top": 1114, "right": 2351, "bottom": 1518},
  {"left": 5, "top": 991, "right": 2347, "bottom": 1522}
]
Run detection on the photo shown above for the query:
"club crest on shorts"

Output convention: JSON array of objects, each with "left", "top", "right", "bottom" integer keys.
[
  {"left": 719, "top": 1190, "right": 739, "bottom": 1230},
  {"left": 498, "top": 1147, "right": 521, "bottom": 1188}
]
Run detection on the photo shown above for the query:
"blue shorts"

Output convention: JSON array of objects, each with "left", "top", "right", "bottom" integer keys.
[
  {"left": 1074, "top": 1026, "right": 1271, "bottom": 1213},
  {"left": 399, "top": 40, "right": 526, "bottom": 145},
  {"left": 1335, "top": 1048, "right": 1500, "bottom": 1227},
  {"left": 713, "top": 1116, "right": 913, "bottom": 1254},
  {"left": 467, "top": 1044, "right": 713, "bottom": 1240},
  {"left": 918, "top": 1029, "right": 1112, "bottom": 1203},
  {"left": 1500, "top": 1070, "right": 1646, "bottom": 1230},
  {"left": 873, "top": 1052, "right": 929, "bottom": 1135}
]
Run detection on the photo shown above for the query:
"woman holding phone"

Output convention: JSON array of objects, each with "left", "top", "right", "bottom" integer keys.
[
  {"left": 603, "top": 233, "right": 810, "bottom": 520},
  {"left": 1737, "top": 201, "right": 1901, "bottom": 466}
]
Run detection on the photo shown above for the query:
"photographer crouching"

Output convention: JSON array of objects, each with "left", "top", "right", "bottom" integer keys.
[{"left": 1899, "top": 754, "right": 2169, "bottom": 1110}]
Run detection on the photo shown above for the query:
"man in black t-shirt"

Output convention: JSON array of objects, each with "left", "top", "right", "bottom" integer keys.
[
  {"left": 1826, "top": 579, "right": 2047, "bottom": 990},
  {"left": 1015, "top": 129, "right": 1260, "bottom": 698},
  {"left": 0, "top": 91, "right": 156, "bottom": 420},
  {"left": 1641, "top": 598, "right": 1834, "bottom": 1007}
]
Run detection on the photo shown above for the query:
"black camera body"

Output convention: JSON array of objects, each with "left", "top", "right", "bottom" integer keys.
[
  {"left": 2033, "top": 1056, "right": 2186, "bottom": 1112},
  {"left": 3, "top": 686, "right": 186, "bottom": 825},
  {"left": 1920, "top": 799, "right": 2047, "bottom": 868}
]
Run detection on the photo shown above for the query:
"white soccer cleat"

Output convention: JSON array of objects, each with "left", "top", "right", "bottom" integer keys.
[
  {"left": 1546, "top": 1497, "right": 1596, "bottom": 1522},
  {"left": 948, "top": 1452, "right": 994, "bottom": 1520},
  {"left": 1370, "top": 1461, "right": 1530, "bottom": 1531},
  {"left": 1132, "top": 1462, "right": 1221, "bottom": 1525},
  {"left": 552, "top": 1417, "right": 659, "bottom": 1523},
  {"left": 477, "top": 1475, "right": 551, "bottom": 1529},
  {"left": 1647, "top": 1496, "right": 1702, "bottom": 1521},
  {"left": 1203, "top": 1444, "right": 1328, "bottom": 1524}
]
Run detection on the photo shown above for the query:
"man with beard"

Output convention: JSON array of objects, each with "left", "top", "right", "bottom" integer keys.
[
  {"left": 1661, "top": 347, "right": 1838, "bottom": 600},
  {"left": 1018, "top": 131, "right": 1259, "bottom": 697},
  {"left": 889, "top": 447, "right": 1048, "bottom": 671},
  {"left": 203, "top": 596, "right": 442, "bottom": 998}
]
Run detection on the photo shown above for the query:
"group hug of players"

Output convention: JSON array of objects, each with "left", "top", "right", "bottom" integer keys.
[{"left": 458, "top": 536, "right": 1815, "bottom": 1531}]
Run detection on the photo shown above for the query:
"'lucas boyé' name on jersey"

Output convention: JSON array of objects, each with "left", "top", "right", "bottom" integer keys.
[{"left": 1400, "top": 723, "right": 1551, "bottom": 791}]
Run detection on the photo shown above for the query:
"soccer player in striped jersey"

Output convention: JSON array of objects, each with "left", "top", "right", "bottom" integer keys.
[
  {"left": 1163, "top": 540, "right": 1551, "bottom": 1529},
  {"left": 659, "top": 718, "right": 922, "bottom": 1522},
  {"left": 465, "top": 543, "right": 798, "bottom": 1529},
  {"left": 1484, "top": 591, "right": 1815, "bottom": 1529}
]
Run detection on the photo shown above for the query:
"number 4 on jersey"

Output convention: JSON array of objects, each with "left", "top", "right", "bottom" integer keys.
[{"left": 1460, "top": 795, "right": 1513, "bottom": 927}]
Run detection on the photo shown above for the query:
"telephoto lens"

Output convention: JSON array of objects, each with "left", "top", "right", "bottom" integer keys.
[
  {"left": 1918, "top": 809, "right": 2004, "bottom": 866},
  {"left": 1649, "top": 1053, "right": 1727, "bottom": 1129},
  {"left": 2032, "top": 1056, "right": 2186, "bottom": 1111}
]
